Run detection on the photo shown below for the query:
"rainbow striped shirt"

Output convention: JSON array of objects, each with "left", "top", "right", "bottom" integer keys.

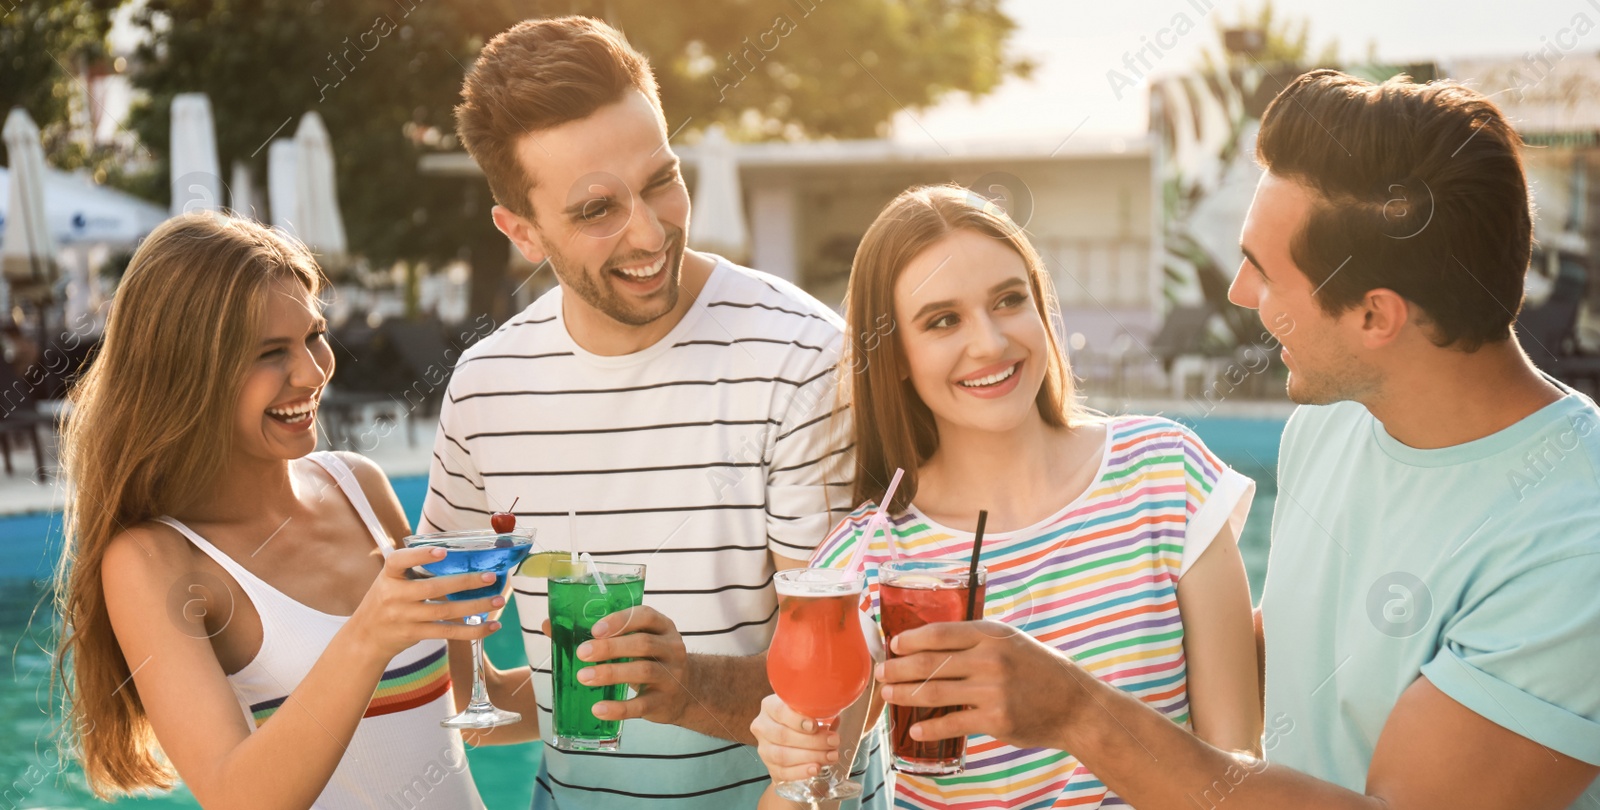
[{"left": 809, "top": 416, "right": 1253, "bottom": 809}]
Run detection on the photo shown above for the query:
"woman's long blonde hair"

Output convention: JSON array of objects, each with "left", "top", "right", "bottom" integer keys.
[
  {"left": 53, "top": 212, "right": 326, "bottom": 796},
  {"left": 842, "top": 184, "right": 1090, "bottom": 514}
]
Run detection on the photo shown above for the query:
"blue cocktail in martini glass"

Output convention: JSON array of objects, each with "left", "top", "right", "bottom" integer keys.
[{"left": 402, "top": 527, "right": 536, "bottom": 728}]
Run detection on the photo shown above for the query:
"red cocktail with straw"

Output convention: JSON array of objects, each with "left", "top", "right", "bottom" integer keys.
[{"left": 879, "top": 556, "right": 987, "bottom": 774}]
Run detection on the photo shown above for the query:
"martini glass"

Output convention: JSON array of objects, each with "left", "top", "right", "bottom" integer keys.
[{"left": 402, "top": 527, "right": 536, "bottom": 728}]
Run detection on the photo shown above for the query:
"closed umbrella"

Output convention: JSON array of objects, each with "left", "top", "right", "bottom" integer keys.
[
  {"left": 2, "top": 108, "right": 58, "bottom": 301},
  {"left": 230, "top": 159, "right": 258, "bottom": 219},
  {"left": 687, "top": 125, "right": 749, "bottom": 262},
  {"left": 170, "top": 93, "right": 224, "bottom": 215},
  {"left": 267, "top": 138, "right": 298, "bottom": 235},
  {"left": 293, "top": 111, "right": 347, "bottom": 270}
]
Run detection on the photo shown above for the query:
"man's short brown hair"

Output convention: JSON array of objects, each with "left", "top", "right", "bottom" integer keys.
[
  {"left": 1256, "top": 69, "right": 1532, "bottom": 351},
  {"left": 455, "top": 16, "right": 661, "bottom": 219}
]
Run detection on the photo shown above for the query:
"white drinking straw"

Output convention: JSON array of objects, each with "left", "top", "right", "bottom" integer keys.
[
  {"left": 847, "top": 467, "right": 905, "bottom": 575},
  {"left": 579, "top": 551, "right": 608, "bottom": 594},
  {"left": 568, "top": 511, "right": 579, "bottom": 564}
]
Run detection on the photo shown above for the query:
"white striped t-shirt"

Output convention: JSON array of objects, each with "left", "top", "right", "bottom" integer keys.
[{"left": 419, "top": 256, "right": 889, "bottom": 809}]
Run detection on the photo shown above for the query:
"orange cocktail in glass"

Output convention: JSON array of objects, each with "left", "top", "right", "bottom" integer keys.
[{"left": 767, "top": 568, "right": 872, "bottom": 802}]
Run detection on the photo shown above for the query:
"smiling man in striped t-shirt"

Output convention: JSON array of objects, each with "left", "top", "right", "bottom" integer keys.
[{"left": 418, "top": 15, "right": 888, "bottom": 810}]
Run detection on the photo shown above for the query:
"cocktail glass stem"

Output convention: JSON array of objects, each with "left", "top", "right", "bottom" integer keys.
[
  {"left": 774, "top": 715, "right": 861, "bottom": 802},
  {"left": 807, "top": 716, "right": 843, "bottom": 796},
  {"left": 466, "top": 625, "right": 492, "bottom": 713},
  {"left": 440, "top": 614, "right": 522, "bottom": 728}
]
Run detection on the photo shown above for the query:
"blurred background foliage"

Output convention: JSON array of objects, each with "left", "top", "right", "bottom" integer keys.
[{"left": 5, "top": 0, "right": 1033, "bottom": 275}]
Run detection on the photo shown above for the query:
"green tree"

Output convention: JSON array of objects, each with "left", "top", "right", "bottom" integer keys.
[
  {"left": 127, "top": 0, "right": 502, "bottom": 269},
  {"left": 0, "top": 0, "right": 121, "bottom": 164},
  {"left": 615, "top": 0, "right": 1033, "bottom": 140},
  {"left": 124, "top": 0, "right": 1031, "bottom": 321}
]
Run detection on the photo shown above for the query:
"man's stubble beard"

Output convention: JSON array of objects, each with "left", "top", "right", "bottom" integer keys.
[
  {"left": 545, "top": 227, "right": 685, "bottom": 327},
  {"left": 1284, "top": 346, "right": 1382, "bottom": 406}
]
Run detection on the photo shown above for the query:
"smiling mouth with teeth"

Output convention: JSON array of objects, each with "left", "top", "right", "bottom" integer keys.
[
  {"left": 613, "top": 252, "right": 667, "bottom": 280},
  {"left": 265, "top": 399, "right": 318, "bottom": 424},
  {"left": 958, "top": 362, "right": 1020, "bottom": 388}
]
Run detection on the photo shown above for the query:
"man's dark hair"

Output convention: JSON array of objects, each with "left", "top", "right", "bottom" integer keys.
[{"left": 1256, "top": 69, "right": 1532, "bottom": 350}]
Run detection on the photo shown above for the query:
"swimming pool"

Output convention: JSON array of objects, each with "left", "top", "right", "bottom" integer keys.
[
  {"left": 0, "top": 477, "right": 541, "bottom": 810},
  {"left": 0, "top": 416, "right": 1281, "bottom": 808}
]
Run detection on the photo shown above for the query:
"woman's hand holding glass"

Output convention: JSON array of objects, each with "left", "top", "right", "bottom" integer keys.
[
  {"left": 752, "top": 693, "right": 845, "bottom": 784},
  {"left": 345, "top": 546, "right": 505, "bottom": 662}
]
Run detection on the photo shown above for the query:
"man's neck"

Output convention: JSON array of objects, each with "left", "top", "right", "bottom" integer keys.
[
  {"left": 1362, "top": 342, "right": 1566, "bottom": 450},
  {"left": 562, "top": 250, "right": 716, "bottom": 356}
]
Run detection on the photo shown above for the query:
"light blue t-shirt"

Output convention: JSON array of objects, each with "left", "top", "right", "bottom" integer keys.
[{"left": 1262, "top": 389, "right": 1600, "bottom": 807}]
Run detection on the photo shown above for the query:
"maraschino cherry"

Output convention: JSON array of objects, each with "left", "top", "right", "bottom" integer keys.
[{"left": 490, "top": 498, "right": 519, "bottom": 534}]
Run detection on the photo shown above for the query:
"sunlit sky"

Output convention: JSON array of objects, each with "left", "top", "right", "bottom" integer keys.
[{"left": 896, "top": 0, "right": 1587, "bottom": 143}]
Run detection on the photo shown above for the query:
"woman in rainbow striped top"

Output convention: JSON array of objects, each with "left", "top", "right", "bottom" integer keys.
[{"left": 752, "top": 185, "right": 1263, "bottom": 809}]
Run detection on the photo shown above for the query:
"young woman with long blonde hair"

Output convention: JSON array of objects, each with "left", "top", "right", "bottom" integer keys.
[
  {"left": 752, "top": 185, "right": 1263, "bottom": 809},
  {"left": 53, "top": 212, "right": 503, "bottom": 809}
]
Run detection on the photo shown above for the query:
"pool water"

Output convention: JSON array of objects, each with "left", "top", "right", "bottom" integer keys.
[
  {"left": 0, "top": 477, "right": 540, "bottom": 810},
  {"left": 0, "top": 417, "right": 1280, "bottom": 808}
]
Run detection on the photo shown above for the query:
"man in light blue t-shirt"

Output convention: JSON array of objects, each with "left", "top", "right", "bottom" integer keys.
[{"left": 873, "top": 69, "right": 1600, "bottom": 808}]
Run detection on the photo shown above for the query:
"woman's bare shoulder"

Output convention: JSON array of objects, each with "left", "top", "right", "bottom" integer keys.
[
  {"left": 101, "top": 520, "right": 200, "bottom": 599},
  {"left": 325, "top": 451, "right": 411, "bottom": 539}
]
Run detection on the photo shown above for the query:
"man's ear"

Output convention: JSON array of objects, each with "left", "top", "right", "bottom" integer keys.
[
  {"left": 1357, "top": 287, "right": 1411, "bottom": 349},
  {"left": 492, "top": 205, "right": 547, "bottom": 265}
]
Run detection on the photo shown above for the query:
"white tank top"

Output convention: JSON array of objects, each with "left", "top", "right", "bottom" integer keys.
[{"left": 156, "top": 451, "right": 484, "bottom": 810}]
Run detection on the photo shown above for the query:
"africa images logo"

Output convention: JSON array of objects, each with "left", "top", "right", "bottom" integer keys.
[{"left": 1364, "top": 572, "right": 1432, "bottom": 639}]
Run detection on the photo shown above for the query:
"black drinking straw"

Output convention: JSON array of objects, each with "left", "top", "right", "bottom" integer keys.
[{"left": 965, "top": 510, "right": 988, "bottom": 621}]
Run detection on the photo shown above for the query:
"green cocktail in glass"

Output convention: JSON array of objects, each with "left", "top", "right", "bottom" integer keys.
[{"left": 548, "top": 557, "right": 646, "bottom": 751}]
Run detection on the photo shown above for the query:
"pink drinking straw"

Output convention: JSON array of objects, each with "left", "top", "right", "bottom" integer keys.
[{"left": 846, "top": 467, "right": 904, "bottom": 575}]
